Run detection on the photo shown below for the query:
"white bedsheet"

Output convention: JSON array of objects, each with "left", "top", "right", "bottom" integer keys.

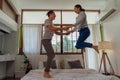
[{"left": 21, "top": 69, "right": 120, "bottom": 80}]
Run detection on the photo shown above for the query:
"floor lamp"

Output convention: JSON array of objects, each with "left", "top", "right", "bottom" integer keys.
[{"left": 98, "top": 41, "right": 115, "bottom": 75}]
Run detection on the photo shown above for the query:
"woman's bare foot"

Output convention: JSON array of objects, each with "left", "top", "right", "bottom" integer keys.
[
  {"left": 43, "top": 72, "right": 52, "bottom": 78},
  {"left": 92, "top": 45, "right": 99, "bottom": 54}
]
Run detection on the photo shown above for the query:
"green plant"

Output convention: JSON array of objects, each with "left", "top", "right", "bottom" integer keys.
[{"left": 23, "top": 54, "right": 30, "bottom": 64}]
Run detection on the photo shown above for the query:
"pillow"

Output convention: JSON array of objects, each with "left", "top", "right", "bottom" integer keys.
[
  {"left": 64, "top": 59, "right": 83, "bottom": 69},
  {"left": 68, "top": 60, "right": 83, "bottom": 69},
  {"left": 43, "top": 60, "right": 57, "bottom": 69}
]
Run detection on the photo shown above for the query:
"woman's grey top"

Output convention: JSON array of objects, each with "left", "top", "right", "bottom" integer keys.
[{"left": 73, "top": 11, "right": 88, "bottom": 31}]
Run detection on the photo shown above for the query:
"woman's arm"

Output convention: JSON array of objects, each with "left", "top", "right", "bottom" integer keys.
[
  {"left": 44, "top": 19, "right": 70, "bottom": 31},
  {"left": 55, "top": 31, "right": 70, "bottom": 35}
]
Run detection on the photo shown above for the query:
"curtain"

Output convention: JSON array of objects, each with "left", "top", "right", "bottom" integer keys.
[
  {"left": 22, "top": 24, "right": 43, "bottom": 69},
  {"left": 23, "top": 24, "right": 42, "bottom": 54},
  {"left": 18, "top": 25, "right": 24, "bottom": 54},
  {"left": 85, "top": 24, "right": 100, "bottom": 70}
]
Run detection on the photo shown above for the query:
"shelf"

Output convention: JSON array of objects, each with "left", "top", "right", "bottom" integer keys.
[
  {"left": 0, "top": 10, "right": 18, "bottom": 33},
  {"left": 0, "top": 55, "right": 15, "bottom": 62}
]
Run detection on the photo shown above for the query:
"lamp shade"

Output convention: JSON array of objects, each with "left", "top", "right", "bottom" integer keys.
[{"left": 98, "top": 41, "right": 112, "bottom": 50}]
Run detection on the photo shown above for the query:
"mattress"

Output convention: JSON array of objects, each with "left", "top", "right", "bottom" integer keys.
[{"left": 21, "top": 69, "right": 120, "bottom": 80}]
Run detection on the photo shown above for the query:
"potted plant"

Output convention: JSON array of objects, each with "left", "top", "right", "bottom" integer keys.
[{"left": 23, "top": 54, "right": 32, "bottom": 74}]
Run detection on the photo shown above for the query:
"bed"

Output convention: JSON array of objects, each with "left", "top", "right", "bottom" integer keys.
[{"left": 21, "top": 69, "right": 120, "bottom": 80}]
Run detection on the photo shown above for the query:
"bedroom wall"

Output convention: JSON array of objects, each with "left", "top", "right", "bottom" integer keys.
[{"left": 102, "top": 11, "right": 120, "bottom": 75}]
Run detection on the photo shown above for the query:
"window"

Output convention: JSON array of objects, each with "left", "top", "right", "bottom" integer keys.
[
  {"left": 23, "top": 11, "right": 61, "bottom": 24},
  {"left": 22, "top": 10, "right": 99, "bottom": 54}
]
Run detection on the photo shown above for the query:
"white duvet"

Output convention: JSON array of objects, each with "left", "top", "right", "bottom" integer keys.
[{"left": 21, "top": 69, "right": 120, "bottom": 80}]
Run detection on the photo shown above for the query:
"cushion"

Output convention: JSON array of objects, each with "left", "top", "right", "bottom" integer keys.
[
  {"left": 68, "top": 60, "right": 83, "bottom": 69},
  {"left": 43, "top": 60, "right": 57, "bottom": 69},
  {"left": 64, "top": 59, "right": 83, "bottom": 69}
]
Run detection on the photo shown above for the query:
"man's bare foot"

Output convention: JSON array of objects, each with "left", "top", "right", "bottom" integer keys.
[
  {"left": 43, "top": 72, "right": 52, "bottom": 78},
  {"left": 92, "top": 45, "right": 99, "bottom": 54}
]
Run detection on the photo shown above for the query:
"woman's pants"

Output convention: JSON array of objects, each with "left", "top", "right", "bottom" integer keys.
[
  {"left": 75, "top": 27, "right": 92, "bottom": 49},
  {"left": 42, "top": 39, "right": 55, "bottom": 72}
]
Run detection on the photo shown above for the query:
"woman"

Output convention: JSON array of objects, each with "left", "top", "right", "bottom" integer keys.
[
  {"left": 67, "top": 4, "right": 99, "bottom": 53},
  {"left": 42, "top": 10, "right": 69, "bottom": 78}
]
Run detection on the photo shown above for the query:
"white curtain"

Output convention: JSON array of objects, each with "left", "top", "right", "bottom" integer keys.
[
  {"left": 23, "top": 24, "right": 42, "bottom": 54},
  {"left": 85, "top": 24, "right": 100, "bottom": 71},
  {"left": 23, "top": 24, "right": 43, "bottom": 69}
]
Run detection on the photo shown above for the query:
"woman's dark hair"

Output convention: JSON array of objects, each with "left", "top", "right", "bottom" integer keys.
[
  {"left": 47, "top": 10, "right": 54, "bottom": 17},
  {"left": 74, "top": 4, "right": 85, "bottom": 11}
]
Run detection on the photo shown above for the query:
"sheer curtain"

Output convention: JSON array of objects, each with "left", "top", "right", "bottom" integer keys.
[
  {"left": 85, "top": 24, "right": 100, "bottom": 70},
  {"left": 23, "top": 24, "right": 42, "bottom": 54},
  {"left": 23, "top": 24, "right": 42, "bottom": 68}
]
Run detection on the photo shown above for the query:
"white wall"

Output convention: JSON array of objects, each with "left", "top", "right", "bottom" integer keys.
[{"left": 103, "top": 11, "right": 120, "bottom": 75}]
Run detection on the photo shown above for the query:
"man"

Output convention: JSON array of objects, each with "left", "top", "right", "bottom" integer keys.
[{"left": 42, "top": 10, "right": 69, "bottom": 78}]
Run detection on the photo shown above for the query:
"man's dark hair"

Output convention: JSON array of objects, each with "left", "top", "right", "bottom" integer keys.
[{"left": 47, "top": 10, "right": 54, "bottom": 17}]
